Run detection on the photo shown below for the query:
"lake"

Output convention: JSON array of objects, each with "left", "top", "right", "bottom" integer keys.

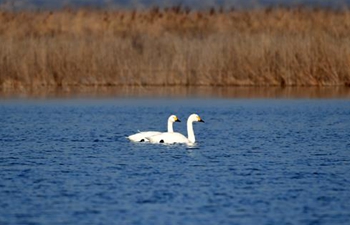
[{"left": 1, "top": 97, "right": 350, "bottom": 225}]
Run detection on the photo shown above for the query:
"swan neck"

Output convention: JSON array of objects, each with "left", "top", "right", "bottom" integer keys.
[
  {"left": 167, "top": 120, "right": 174, "bottom": 132},
  {"left": 187, "top": 118, "right": 195, "bottom": 143}
]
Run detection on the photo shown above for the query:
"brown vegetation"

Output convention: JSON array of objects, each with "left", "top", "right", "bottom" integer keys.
[{"left": 1, "top": 7, "right": 350, "bottom": 90}]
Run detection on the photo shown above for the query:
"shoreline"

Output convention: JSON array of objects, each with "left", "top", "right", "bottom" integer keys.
[{"left": 1, "top": 86, "right": 350, "bottom": 99}]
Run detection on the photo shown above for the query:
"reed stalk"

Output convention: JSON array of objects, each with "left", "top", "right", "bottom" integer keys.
[{"left": 1, "top": 7, "right": 350, "bottom": 90}]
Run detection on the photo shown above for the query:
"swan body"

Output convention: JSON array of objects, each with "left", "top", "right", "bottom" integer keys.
[
  {"left": 147, "top": 132, "right": 188, "bottom": 144},
  {"left": 127, "top": 115, "right": 180, "bottom": 142},
  {"left": 147, "top": 114, "right": 204, "bottom": 144}
]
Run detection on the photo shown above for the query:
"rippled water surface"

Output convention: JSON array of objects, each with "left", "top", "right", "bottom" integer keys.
[{"left": 1, "top": 98, "right": 350, "bottom": 225}]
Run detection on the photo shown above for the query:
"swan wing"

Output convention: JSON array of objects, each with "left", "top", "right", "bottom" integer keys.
[{"left": 128, "top": 131, "right": 162, "bottom": 142}]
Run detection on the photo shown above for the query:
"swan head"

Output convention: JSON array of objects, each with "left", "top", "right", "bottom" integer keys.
[
  {"left": 169, "top": 115, "right": 181, "bottom": 123},
  {"left": 189, "top": 114, "right": 204, "bottom": 123}
]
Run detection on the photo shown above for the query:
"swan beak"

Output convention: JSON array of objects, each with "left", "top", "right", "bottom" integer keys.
[
  {"left": 197, "top": 115, "right": 204, "bottom": 123},
  {"left": 176, "top": 118, "right": 181, "bottom": 122}
]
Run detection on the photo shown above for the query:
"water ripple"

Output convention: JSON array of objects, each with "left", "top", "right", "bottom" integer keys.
[{"left": 1, "top": 99, "right": 350, "bottom": 224}]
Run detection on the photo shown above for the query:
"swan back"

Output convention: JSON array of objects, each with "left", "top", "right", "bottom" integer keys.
[
  {"left": 127, "top": 114, "right": 180, "bottom": 142},
  {"left": 128, "top": 131, "right": 162, "bottom": 142}
]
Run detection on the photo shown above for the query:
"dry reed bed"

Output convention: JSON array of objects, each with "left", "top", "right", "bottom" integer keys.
[{"left": 1, "top": 7, "right": 350, "bottom": 89}]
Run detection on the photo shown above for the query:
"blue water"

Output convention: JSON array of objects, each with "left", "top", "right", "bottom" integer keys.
[{"left": 1, "top": 98, "right": 350, "bottom": 225}]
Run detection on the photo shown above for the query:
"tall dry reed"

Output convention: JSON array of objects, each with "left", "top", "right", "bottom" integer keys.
[{"left": 1, "top": 7, "right": 350, "bottom": 90}]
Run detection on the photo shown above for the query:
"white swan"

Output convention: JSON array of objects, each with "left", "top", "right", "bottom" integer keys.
[
  {"left": 127, "top": 115, "right": 180, "bottom": 142},
  {"left": 147, "top": 114, "right": 204, "bottom": 144}
]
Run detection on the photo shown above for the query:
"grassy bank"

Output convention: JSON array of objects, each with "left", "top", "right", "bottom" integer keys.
[{"left": 1, "top": 7, "right": 350, "bottom": 90}]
